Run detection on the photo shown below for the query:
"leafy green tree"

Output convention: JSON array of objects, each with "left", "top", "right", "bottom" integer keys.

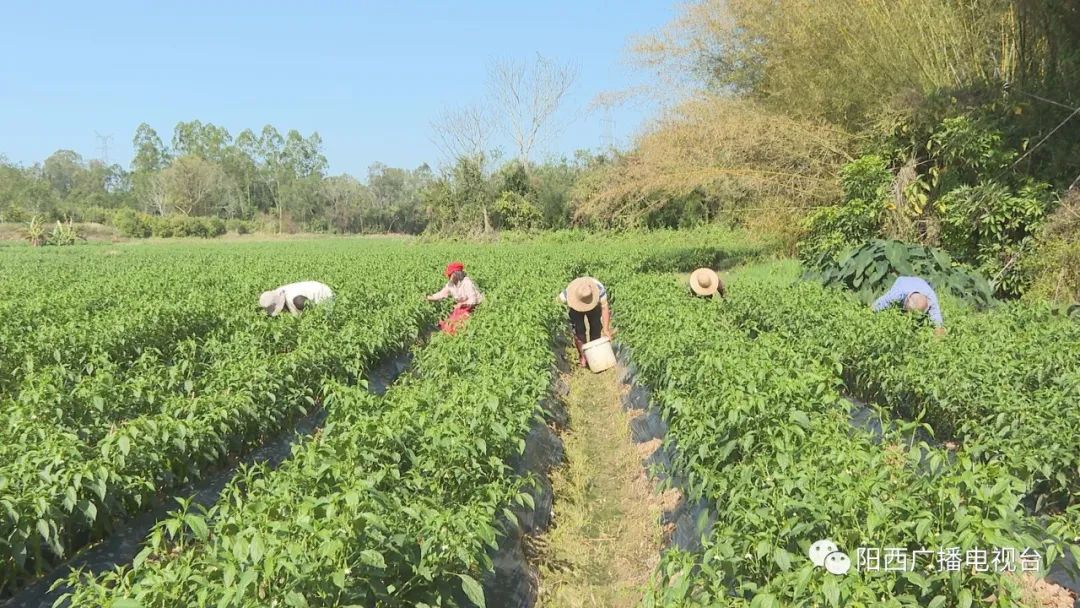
[{"left": 42, "top": 150, "right": 84, "bottom": 198}]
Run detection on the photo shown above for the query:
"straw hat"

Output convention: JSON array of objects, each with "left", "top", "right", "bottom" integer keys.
[
  {"left": 259, "top": 290, "right": 287, "bottom": 316},
  {"left": 689, "top": 267, "right": 722, "bottom": 297},
  {"left": 566, "top": 277, "right": 601, "bottom": 312}
]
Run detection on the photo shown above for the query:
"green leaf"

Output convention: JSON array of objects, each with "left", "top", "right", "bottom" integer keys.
[
  {"left": 332, "top": 569, "right": 347, "bottom": 589},
  {"left": 184, "top": 514, "right": 209, "bottom": 541},
  {"left": 284, "top": 591, "right": 309, "bottom": 608},
  {"left": 36, "top": 518, "right": 50, "bottom": 542},
  {"left": 927, "top": 596, "right": 947, "bottom": 608},
  {"left": 773, "top": 547, "right": 792, "bottom": 571},
  {"left": 957, "top": 588, "right": 973, "bottom": 608},
  {"left": 458, "top": 574, "right": 486, "bottom": 608},
  {"left": 822, "top": 578, "right": 840, "bottom": 607},
  {"left": 112, "top": 600, "right": 142, "bottom": 608},
  {"left": 360, "top": 549, "right": 386, "bottom": 569}
]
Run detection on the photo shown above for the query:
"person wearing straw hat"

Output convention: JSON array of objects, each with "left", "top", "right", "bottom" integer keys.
[
  {"left": 427, "top": 261, "right": 483, "bottom": 334},
  {"left": 689, "top": 267, "right": 726, "bottom": 298},
  {"left": 259, "top": 281, "right": 334, "bottom": 316},
  {"left": 872, "top": 275, "right": 946, "bottom": 336},
  {"left": 558, "top": 277, "right": 612, "bottom": 367}
]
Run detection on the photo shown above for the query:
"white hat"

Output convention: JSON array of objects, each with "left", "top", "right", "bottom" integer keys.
[
  {"left": 259, "top": 290, "right": 287, "bottom": 316},
  {"left": 566, "top": 277, "right": 601, "bottom": 312},
  {"left": 689, "top": 268, "right": 722, "bottom": 297}
]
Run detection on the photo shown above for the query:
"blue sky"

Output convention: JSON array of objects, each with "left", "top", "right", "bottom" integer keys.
[{"left": 0, "top": 1, "right": 672, "bottom": 176}]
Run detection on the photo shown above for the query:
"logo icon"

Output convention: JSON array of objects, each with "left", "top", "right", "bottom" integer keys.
[{"left": 809, "top": 539, "right": 851, "bottom": 575}]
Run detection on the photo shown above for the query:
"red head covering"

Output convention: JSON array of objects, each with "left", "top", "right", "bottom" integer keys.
[{"left": 444, "top": 261, "right": 465, "bottom": 278}]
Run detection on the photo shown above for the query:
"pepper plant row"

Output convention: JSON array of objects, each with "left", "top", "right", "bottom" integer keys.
[
  {"left": 58, "top": 263, "right": 567, "bottom": 607},
  {"left": 719, "top": 270, "right": 1080, "bottom": 515},
  {"left": 0, "top": 245, "right": 444, "bottom": 595},
  {"left": 615, "top": 274, "right": 1071, "bottom": 607}
]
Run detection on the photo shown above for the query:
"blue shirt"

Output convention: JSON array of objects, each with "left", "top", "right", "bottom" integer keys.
[{"left": 872, "top": 276, "right": 943, "bottom": 327}]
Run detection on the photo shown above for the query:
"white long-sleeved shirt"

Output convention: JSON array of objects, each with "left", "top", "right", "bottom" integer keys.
[
  {"left": 430, "top": 277, "right": 482, "bottom": 307},
  {"left": 280, "top": 281, "right": 334, "bottom": 313}
]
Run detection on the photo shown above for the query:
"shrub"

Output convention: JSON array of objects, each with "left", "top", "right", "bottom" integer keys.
[
  {"left": 204, "top": 217, "right": 227, "bottom": 237},
  {"left": 21, "top": 216, "right": 46, "bottom": 246},
  {"left": 225, "top": 218, "right": 250, "bottom": 234},
  {"left": 491, "top": 191, "right": 543, "bottom": 231},
  {"left": 804, "top": 238, "right": 996, "bottom": 309},
  {"left": 1021, "top": 190, "right": 1080, "bottom": 308},
  {"left": 839, "top": 154, "right": 892, "bottom": 202},
  {"left": 46, "top": 219, "right": 80, "bottom": 246},
  {"left": 940, "top": 181, "right": 1054, "bottom": 296},
  {"left": 798, "top": 155, "right": 891, "bottom": 263},
  {"left": 1022, "top": 238, "right": 1080, "bottom": 308},
  {"left": 113, "top": 209, "right": 154, "bottom": 238}
]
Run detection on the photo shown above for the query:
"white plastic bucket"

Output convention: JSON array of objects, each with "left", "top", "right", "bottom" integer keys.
[{"left": 582, "top": 336, "right": 616, "bottom": 373}]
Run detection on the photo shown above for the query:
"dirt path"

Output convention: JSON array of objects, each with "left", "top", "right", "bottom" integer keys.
[{"left": 534, "top": 361, "right": 667, "bottom": 608}]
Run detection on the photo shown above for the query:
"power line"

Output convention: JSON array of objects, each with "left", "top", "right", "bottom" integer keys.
[{"left": 984, "top": 88, "right": 1080, "bottom": 183}]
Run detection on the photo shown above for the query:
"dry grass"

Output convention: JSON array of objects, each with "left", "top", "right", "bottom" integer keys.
[
  {"left": 572, "top": 96, "right": 852, "bottom": 227},
  {"left": 534, "top": 362, "right": 666, "bottom": 607},
  {"left": 632, "top": 0, "right": 1015, "bottom": 128},
  {"left": 1014, "top": 573, "right": 1076, "bottom": 608}
]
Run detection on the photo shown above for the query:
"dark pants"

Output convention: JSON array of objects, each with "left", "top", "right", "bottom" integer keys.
[{"left": 569, "top": 306, "right": 603, "bottom": 343}]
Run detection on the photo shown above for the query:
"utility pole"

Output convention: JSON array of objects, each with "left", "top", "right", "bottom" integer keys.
[
  {"left": 94, "top": 131, "right": 113, "bottom": 164},
  {"left": 600, "top": 116, "right": 615, "bottom": 150}
]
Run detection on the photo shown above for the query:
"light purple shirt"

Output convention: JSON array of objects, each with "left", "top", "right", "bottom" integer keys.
[{"left": 872, "top": 276, "right": 943, "bottom": 326}]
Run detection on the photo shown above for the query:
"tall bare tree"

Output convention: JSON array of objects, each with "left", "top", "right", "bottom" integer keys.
[
  {"left": 430, "top": 104, "right": 494, "bottom": 170},
  {"left": 488, "top": 54, "right": 577, "bottom": 167}
]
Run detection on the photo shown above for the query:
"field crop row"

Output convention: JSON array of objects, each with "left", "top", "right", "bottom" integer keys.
[
  {"left": 0, "top": 247, "right": 444, "bottom": 595},
  {"left": 719, "top": 271, "right": 1080, "bottom": 516},
  {"left": 58, "top": 263, "right": 566, "bottom": 607},
  {"left": 615, "top": 274, "right": 1072, "bottom": 607}
]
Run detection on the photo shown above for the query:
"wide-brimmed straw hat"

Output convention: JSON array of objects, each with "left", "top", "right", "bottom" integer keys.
[
  {"left": 566, "top": 277, "right": 601, "bottom": 312},
  {"left": 259, "top": 290, "right": 287, "bottom": 316},
  {"left": 689, "top": 268, "right": 722, "bottom": 297}
]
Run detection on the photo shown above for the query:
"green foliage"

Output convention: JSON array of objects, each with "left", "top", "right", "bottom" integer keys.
[
  {"left": 720, "top": 272, "right": 1080, "bottom": 512},
  {"left": 21, "top": 215, "right": 46, "bottom": 246},
  {"left": 42, "top": 242, "right": 570, "bottom": 607},
  {"left": 839, "top": 154, "right": 892, "bottom": 203},
  {"left": 1, "top": 231, "right": 1074, "bottom": 606},
  {"left": 0, "top": 241, "right": 442, "bottom": 594},
  {"left": 805, "top": 239, "right": 996, "bottom": 309},
  {"left": 939, "top": 181, "right": 1055, "bottom": 296},
  {"left": 798, "top": 155, "right": 890, "bottom": 263},
  {"left": 491, "top": 191, "right": 542, "bottom": 231},
  {"left": 1022, "top": 238, "right": 1080, "bottom": 310},
  {"left": 46, "top": 219, "right": 81, "bottom": 246},
  {"left": 113, "top": 208, "right": 153, "bottom": 238},
  {"left": 616, "top": 271, "right": 1077, "bottom": 607},
  {"left": 226, "top": 218, "right": 251, "bottom": 234}
]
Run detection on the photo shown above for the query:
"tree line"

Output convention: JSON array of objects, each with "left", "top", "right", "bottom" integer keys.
[
  {"left": 571, "top": 0, "right": 1080, "bottom": 303},
  {"left": 0, "top": 120, "right": 607, "bottom": 237},
  {"left": 0, "top": 54, "right": 591, "bottom": 238}
]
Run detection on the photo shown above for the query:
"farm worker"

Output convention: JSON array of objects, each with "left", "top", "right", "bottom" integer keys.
[
  {"left": 427, "top": 261, "right": 483, "bottom": 335},
  {"left": 259, "top": 281, "right": 334, "bottom": 316},
  {"left": 559, "top": 277, "right": 612, "bottom": 367},
  {"left": 872, "top": 276, "right": 946, "bottom": 336},
  {"left": 689, "top": 267, "right": 726, "bottom": 298}
]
